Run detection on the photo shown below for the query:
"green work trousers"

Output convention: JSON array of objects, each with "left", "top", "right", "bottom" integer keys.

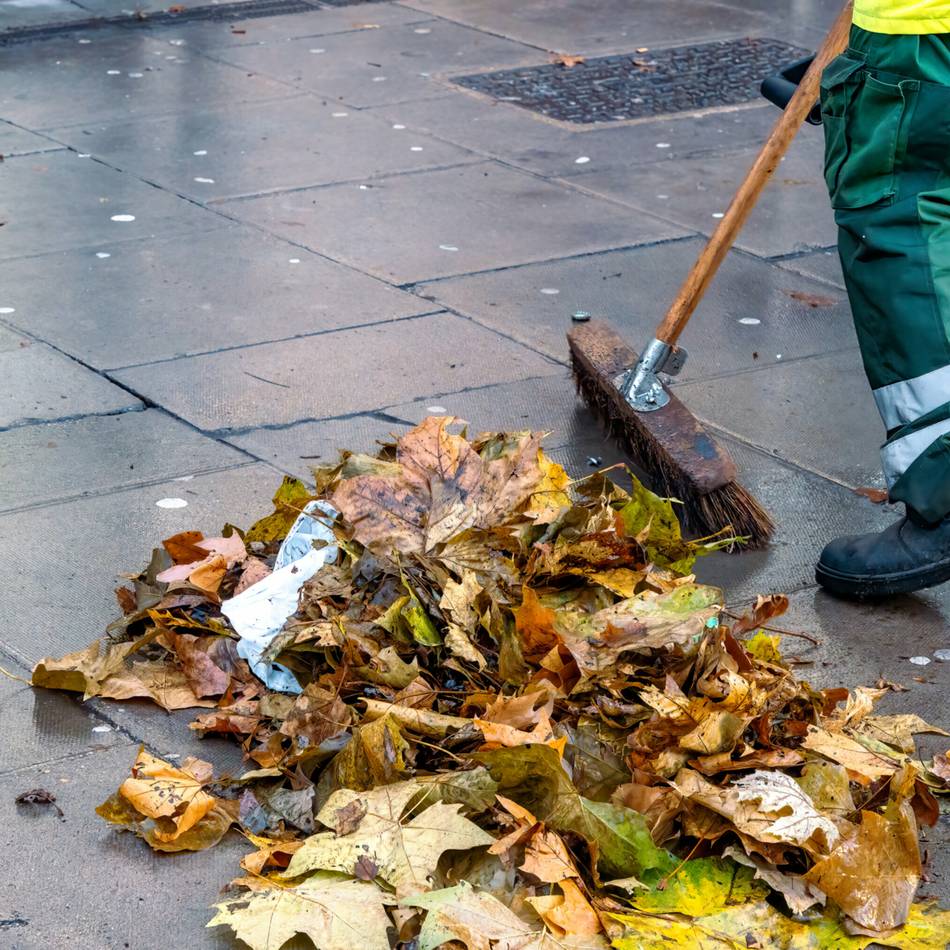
[{"left": 821, "top": 26, "right": 950, "bottom": 521}]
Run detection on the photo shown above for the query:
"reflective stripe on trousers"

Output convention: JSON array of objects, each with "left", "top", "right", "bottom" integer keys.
[{"left": 822, "top": 26, "right": 950, "bottom": 520}]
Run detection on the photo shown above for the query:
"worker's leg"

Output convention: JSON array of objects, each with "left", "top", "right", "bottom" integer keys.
[
  {"left": 816, "top": 28, "right": 950, "bottom": 596},
  {"left": 839, "top": 187, "right": 950, "bottom": 522}
]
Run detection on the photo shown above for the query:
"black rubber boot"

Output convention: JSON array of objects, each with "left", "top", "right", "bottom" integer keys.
[{"left": 816, "top": 508, "right": 950, "bottom": 598}]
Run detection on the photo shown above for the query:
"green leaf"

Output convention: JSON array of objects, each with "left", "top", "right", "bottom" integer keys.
[
  {"left": 610, "top": 901, "right": 873, "bottom": 949},
  {"left": 475, "top": 744, "right": 676, "bottom": 881},
  {"left": 415, "top": 767, "right": 499, "bottom": 813},
  {"left": 244, "top": 477, "right": 314, "bottom": 544},
  {"left": 626, "top": 857, "right": 768, "bottom": 916},
  {"left": 402, "top": 591, "right": 441, "bottom": 646},
  {"left": 616, "top": 478, "right": 694, "bottom": 571}
]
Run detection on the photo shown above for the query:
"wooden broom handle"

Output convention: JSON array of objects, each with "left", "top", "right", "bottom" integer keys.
[{"left": 656, "top": 0, "right": 854, "bottom": 346}]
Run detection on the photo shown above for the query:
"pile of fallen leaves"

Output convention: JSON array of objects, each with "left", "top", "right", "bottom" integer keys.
[{"left": 32, "top": 418, "right": 950, "bottom": 949}]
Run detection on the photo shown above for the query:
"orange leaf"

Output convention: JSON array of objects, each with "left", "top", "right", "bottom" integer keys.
[
  {"left": 515, "top": 588, "right": 559, "bottom": 662},
  {"left": 162, "top": 530, "right": 207, "bottom": 565}
]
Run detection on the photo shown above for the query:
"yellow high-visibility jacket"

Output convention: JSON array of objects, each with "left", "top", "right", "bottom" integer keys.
[{"left": 854, "top": 0, "right": 950, "bottom": 32}]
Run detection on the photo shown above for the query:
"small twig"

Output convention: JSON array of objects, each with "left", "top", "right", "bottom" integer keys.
[
  {"left": 723, "top": 610, "right": 820, "bottom": 646},
  {"left": 0, "top": 663, "right": 30, "bottom": 685}
]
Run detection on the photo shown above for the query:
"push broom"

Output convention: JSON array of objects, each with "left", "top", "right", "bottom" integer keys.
[{"left": 569, "top": 0, "right": 854, "bottom": 547}]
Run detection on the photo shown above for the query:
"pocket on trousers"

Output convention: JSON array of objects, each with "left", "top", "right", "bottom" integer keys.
[
  {"left": 820, "top": 55, "right": 864, "bottom": 205},
  {"left": 822, "top": 64, "right": 918, "bottom": 211}
]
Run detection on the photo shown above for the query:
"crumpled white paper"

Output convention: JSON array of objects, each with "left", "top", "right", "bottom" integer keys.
[{"left": 221, "top": 500, "right": 337, "bottom": 694}]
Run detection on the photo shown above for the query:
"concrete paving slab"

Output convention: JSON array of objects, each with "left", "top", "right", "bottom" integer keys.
[
  {"left": 210, "top": 17, "right": 543, "bottom": 109},
  {"left": 385, "top": 371, "right": 590, "bottom": 445},
  {"left": 0, "top": 745, "right": 252, "bottom": 950},
  {"left": 0, "top": 226, "right": 433, "bottom": 368},
  {"left": 50, "top": 94, "right": 479, "bottom": 202},
  {"left": 0, "top": 334, "right": 140, "bottom": 429},
  {"left": 0, "top": 463, "right": 277, "bottom": 669},
  {"left": 112, "top": 311, "right": 562, "bottom": 431},
  {"left": 0, "top": 409, "right": 247, "bottom": 512},
  {"left": 136, "top": 3, "right": 432, "bottom": 50},
  {"left": 779, "top": 587, "right": 950, "bottom": 708},
  {"left": 85, "top": 696, "right": 250, "bottom": 775},
  {"left": 229, "top": 412, "right": 412, "bottom": 479},
  {"left": 374, "top": 92, "right": 780, "bottom": 179},
  {"left": 693, "top": 436, "right": 896, "bottom": 603},
  {"left": 0, "top": 324, "right": 30, "bottom": 352},
  {"left": 0, "top": 0, "right": 88, "bottom": 30},
  {"left": 776, "top": 247, "right": 846, "bottom": 289},
  {"left": 0, "top": 673, "right": 130, "bottom": 774},
  {"left": 0, "top": 27, "right": 292, "bottom": 130},
  {"left": 0, "top": 121, "right": 62, "bottom": 157},
  {"left": 0, "top": 150, "right": 218, "bottom": 260},
  {"left": 0, "top": 462, "right": 293, "bottom": 777},
  {"left": 678, "top": 351, "right": 886, "bottom": 491},
  {"left": 225, "top": 161, "right": 688, "bottom": 284},
  {"left": 399, "top": 0, "right": 772, "bottom": 55},
  {"left": 563, "top": 130, "right": 837, "bottom": 258},
  {"left": 75, "top": 0, "right": 257, "bottom": 15},
  {"left": 414, "top": 238, "right": 857, "bottom": 378},
  {"left": 229, "top": 373, "right": 599, "bottom": 478},
  {"left": 728, "top": 0, "right": 841, "bottom": 37}
]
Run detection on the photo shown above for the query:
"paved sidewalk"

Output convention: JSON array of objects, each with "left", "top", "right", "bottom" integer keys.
[{"left": 1, "top": 0, "right": 948, "bottom": 946}]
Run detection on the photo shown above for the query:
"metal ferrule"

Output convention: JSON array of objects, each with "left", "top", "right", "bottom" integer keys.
[{"left": 615, "top": 337, "right": 673, "bottom": 412}]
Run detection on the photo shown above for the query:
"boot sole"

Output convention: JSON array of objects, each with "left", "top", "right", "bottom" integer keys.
[{"left": 815, "top": 558, "right": 950, "bottom": 599}]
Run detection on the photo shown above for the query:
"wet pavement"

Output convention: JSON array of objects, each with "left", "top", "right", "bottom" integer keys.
[{"left": 1, "top": 0, "right": 948, "bottom": 945}]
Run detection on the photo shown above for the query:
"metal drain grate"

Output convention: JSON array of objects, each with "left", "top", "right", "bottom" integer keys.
[{"left": 453, "top": 38, "right": 809, "bottom": 124}]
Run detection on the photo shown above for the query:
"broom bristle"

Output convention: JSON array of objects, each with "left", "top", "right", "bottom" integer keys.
[{"left": 570, "top": 342, "right": 774, "bottom": 549}]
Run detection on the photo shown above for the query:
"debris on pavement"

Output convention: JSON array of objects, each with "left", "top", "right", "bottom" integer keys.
[
  {"left": 30, "top": 418, "right": 950, "bottom": 948},
  {"left": 551, "top": 52, "right": 586, "bottom": 68},
  {"left": 853, "top": 486, "right": 889, "bottom": 505},
  {"left": 15, "top": 788, "right": 65, "bottom": 820}
]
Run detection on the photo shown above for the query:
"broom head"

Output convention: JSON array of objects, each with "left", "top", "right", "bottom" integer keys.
[{"left": 568, "top": 319, "right": 774, "bottom": 548}]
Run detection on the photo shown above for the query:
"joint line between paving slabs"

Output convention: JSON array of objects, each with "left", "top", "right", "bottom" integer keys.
[
  {"left": 103, "top": 310, "right": 446, "bottom": 372},
  {"left": 432, "top": 303, "right": 571, "bottom": 368},
  {"left": 389, "top": 1, "right": 556, "bottom": 54},
  {"left": 219, "top": 406, "right": 432, "bottom": 439},
  {"left": 0, "top": 404, "right": 147, "bottom": 435},
  {"left": 210, "top": 157, "right": 490, "bottom": 204},
  {"left": 217, "top": 383, "right": 553, "bottom": 439},
  {"left": 0, "top": 743, "right": 138, "bottom": 781},
  {"left": 0, "top": 459, "right": 259, "bottom": 516},
  {"left": 673, "top": 345, "right": 861, "bottom": 389},
  {"left": 40, "top": 142, "right": 486, "bottom": 297},
  {"left": 403, "top": 233, "right": 697, "bottom": 290},
  {"left": 697, "top": 411, "right": 881, "bottom": 495}
]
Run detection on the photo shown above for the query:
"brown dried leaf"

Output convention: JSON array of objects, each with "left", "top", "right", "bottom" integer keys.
[
  {"left": 785, "top": 289, "right": 839, "bottom": 308},
  {"left": 804, "top": 770, "right": 921, "bottom": 932},
  {"left": 551, "top": 52, "right": 585, "bottom": 68},
  {"left": 162, "top": 530, "right": 207, "bottom": 564},
  {"left": 163, "top": 632, "right": 232, "bottom": 698},
  {"left": 332, "top": 418, "right": 545, "bottom": 557},
  {"left": 802, "top": 725, "right": 901, "bottom": 784},
  {"left": 117, "top": 749, "right": 216, "bottom": 842},
  {"left": 854, "top": 486, "right": 889, "bottom": 504},
  {"left": 731, "top": 594, "right": 789, "bottom": 637},
  {"left": 279, "top": 683, "right": 352, "bottom": 747}
]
